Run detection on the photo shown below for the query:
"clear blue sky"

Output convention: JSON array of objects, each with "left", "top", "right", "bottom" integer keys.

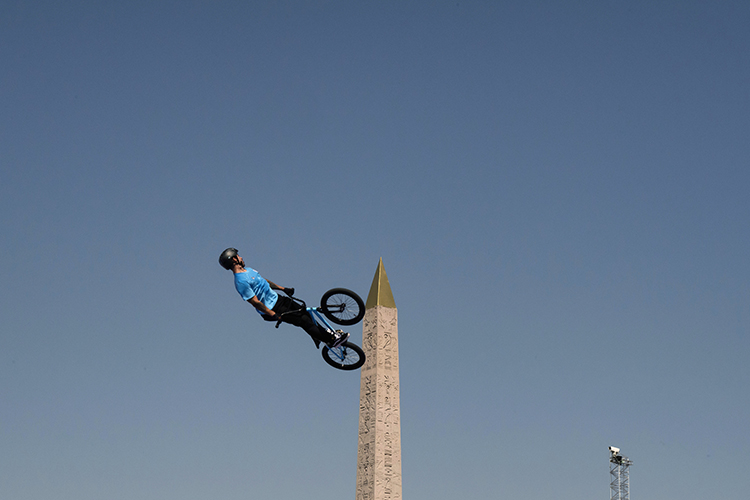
[{"left": 2, "top": 1, "right": 748, "bottom": 499}]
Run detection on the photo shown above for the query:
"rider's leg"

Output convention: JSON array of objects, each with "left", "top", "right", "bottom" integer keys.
[{"left": 267, "top": 296, "right": 336, "bottom": 344}]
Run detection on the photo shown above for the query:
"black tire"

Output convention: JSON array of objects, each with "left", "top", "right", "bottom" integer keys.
[
  {"left": 320, "top": 288, "right": 365, "bottom": 326},
  {"left": 322, "top": 341, "right": 366, "bottom": 370}
]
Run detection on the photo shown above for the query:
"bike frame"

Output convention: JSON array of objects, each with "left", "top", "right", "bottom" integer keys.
[
  {"left": 306, "top": 306, "right": 338, "bottom": 334},
  {"left": 275, "top": 295, "right": 345, "bottom": 337},
  {"left": 274, "top": 290, "right": 365, "bottom": 370},
  {"left": 280, "top": 298, "right": 352, "bottom": 361}
]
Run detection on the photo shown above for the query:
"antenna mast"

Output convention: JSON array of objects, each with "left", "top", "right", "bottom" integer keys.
[{"left": 609, "top": 446, "right": 633, "bottom": 500}]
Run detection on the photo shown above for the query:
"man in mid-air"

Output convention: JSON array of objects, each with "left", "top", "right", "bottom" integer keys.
[{"left": 219, "top": 248, "right": 349, "bottom": 347}]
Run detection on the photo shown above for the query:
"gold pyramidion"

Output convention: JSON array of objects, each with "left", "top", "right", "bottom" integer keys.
[{"left": 365, "top": 258, "right": 396, "bottom": 309}]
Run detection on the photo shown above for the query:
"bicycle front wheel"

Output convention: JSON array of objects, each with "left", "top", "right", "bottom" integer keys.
[
  {"left": 320, "top": 288, "right": 365, "bottom": 326},
  {"left": 322, "top": 341, "right": 366, "bottom": 370}
]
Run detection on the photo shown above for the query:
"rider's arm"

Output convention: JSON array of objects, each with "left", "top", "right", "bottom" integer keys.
[
  {"left": 247, "top": 296, "right": 277, "bottom": 317},
  {"left": 268, "top": 281, "right": 294, "bottom": 296}
]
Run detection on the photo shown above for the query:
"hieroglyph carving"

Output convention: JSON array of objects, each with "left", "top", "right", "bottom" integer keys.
[{"left": 356, "top": 306, "right": 401, "bottom": 500}]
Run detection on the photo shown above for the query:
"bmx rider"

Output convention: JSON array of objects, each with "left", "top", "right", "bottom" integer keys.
[{"left": 219, "top": 248, "right": 349, "bottom": 347}]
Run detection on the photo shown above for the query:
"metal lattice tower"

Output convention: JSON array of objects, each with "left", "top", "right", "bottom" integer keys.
[{"left": 609, "top": 447, "right": 633, "bottom": 500}]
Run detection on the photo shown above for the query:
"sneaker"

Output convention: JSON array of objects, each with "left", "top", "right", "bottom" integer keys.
[{"left": 330, "top": 330, "right": 350, "bottom": 348}]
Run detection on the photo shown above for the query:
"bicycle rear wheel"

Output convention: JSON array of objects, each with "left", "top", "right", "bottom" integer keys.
[
  {"left": 320, "top": 288, "right": 365, "bottom": 326},
  {"left": 321, "top": 341, "right": 366, "bottom": 370}
]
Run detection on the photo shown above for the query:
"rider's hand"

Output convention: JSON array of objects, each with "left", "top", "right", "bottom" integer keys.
[{"left": 285, "top": 287, "right": 295, "bottom": 297}]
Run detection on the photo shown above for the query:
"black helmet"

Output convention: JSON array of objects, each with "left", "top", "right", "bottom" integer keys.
[{"left": 219, "top": 248, "right": 239, "bottom": 270}]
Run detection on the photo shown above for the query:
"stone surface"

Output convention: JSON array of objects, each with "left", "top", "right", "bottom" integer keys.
[{"left": 356, "top": 261, "right": 401, "bottom": 500}]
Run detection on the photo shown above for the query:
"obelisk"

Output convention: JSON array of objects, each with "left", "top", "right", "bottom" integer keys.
[{"left": 355, "top": 258, "right": 402, "bottom": 500}]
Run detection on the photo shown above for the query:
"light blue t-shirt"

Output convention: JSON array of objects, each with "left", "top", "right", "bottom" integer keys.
[{"left": 234, "top": 268, "right": 278, "bottom": 314}]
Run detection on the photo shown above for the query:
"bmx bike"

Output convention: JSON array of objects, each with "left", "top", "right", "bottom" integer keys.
[{"left": 275, "top": 288, "right": 366, "bottom": 371}]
